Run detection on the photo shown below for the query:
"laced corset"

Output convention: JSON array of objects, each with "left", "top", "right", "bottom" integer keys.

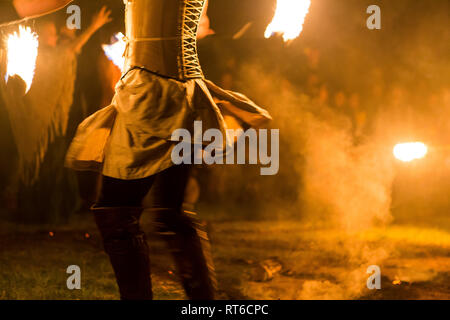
[{"left": 123, "top": 0, "right": 205, "bottom": 81}]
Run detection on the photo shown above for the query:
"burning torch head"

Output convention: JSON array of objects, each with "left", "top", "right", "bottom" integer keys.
[
  {"left": 265, "top": 0, "right": 312, "bottom": 42},
  {"left": 393, "top": 142, "right": 428, "bottom": 162},
  {"left": 6, "top": 26, "right": 39, "bottom": 94},
  {"left": 102, "top": 32, "right": 126, "bottom": 72}
]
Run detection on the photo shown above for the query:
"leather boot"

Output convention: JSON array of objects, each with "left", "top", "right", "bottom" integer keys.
[
  {"left": 92, "top": 206, "right": 152, "bottom": 300},
  {"left": 150, "top": 208, "right": 217, "bottom": 300}
]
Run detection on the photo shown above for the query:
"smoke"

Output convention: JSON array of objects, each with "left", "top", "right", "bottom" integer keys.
[
  {"left": 199, "top": 0, "right": 448, "bottom": 298},
  {"left": 231, "top": 63, "right": 396, "bottom": 299},
  {"left": 302, "top": 112, "right": 395, "bottom": 231},
  {"left": 237, "top": 64, "right": 395, "bottom": 225}
]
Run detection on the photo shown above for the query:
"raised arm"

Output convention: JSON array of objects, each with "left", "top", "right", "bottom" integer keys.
[
  {"left": 70, "top": 6, "right": 112, "bottom": 54},
  {"left": 13, "top": 0, "right": 73, "bottom": 18}
]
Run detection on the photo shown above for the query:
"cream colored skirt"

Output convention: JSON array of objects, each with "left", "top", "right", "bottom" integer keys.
[{"left": 65, "top": 69, "right": 271, "bottom": 180}]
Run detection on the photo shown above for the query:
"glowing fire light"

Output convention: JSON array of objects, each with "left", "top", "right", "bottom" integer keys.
[
  {"left": 264, "top": 0, "right": 311, "bottom": 42},
  {"left": 393, "top": 142, "right": 428, "bottom": 162},
  {"left": 102, "top": 32, "right": 126, "bottom": 72},
  {"left": 6, "top": 26, "right": 39, "bottom": 93}
]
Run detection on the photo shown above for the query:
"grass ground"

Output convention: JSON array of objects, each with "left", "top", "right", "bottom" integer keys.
[{"left": 0, "top": 210, "right": 449, "bottom": 300}]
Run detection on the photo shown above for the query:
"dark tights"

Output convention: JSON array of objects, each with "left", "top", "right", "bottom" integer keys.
[
  {"left": 96, "top": 164, "right": 190, "bottom": 208},
  {"left": 93, "top": 165, "right": 216, "bottom": 300}
]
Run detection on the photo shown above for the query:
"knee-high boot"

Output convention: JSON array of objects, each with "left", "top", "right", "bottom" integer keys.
[
  {"left": 92, "top": 206, "right": 152, "bottom": 300},
  {"left": 150, "top": 208, "right": 217, "bottom": 300}
]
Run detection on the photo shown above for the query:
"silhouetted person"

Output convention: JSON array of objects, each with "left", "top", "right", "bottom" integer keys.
[{"left": 66, "top": 0, "right": 271, "bottom": 300}]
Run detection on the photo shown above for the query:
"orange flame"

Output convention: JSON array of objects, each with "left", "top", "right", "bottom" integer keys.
[
  {"left": 102, "top": 32, "right": 126, "bottom": 71},
  {"left": 265, "top": 0, "right": 311, "bottom": 42},
  {"left": 6, "top": 26, "right": 39, "bottom": 93},
  {"left": 393, "top": 142, "right": 428, "bottom": 162}
]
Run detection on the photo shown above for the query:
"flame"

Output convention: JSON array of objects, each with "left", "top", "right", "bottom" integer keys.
[
  {"left": 102, "top": 32, "right": 126, "bottom": 72},
  {"left": 393, "top": 142, "right": 428, "bottom": 162},
  {"left": 6, "top": 26, "right": 39, "bottom": 93},
  {"left": 265, "top": 0, "right": 311, "bottom": 42}
]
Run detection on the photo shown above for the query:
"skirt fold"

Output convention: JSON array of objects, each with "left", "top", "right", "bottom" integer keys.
[{"left": 65, "top": 69, "right": 271, "bottom": 179}]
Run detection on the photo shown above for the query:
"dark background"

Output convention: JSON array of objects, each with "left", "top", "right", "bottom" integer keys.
[{"left": 1, "top": 0, "right": 449, "bottom": 223}]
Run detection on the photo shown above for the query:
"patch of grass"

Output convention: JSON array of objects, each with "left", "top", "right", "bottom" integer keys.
[{"left": 0, "top": 212, "right": 449, "bottom": 299}]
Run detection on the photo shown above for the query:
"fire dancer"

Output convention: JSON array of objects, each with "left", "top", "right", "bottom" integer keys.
[
  {"left": 66, "top": 0, "right": 271, "bottom": 300},
  {"left": 0, "top": 7, "right": 112, "bottom": 225},
  {"left": 0, "top": 0, "right": 73, "bottom": 211}
]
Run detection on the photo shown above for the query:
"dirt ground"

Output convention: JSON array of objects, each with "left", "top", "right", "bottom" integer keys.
[{"left": 0, "top": 211, "right": 449, "bottom": 300}]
